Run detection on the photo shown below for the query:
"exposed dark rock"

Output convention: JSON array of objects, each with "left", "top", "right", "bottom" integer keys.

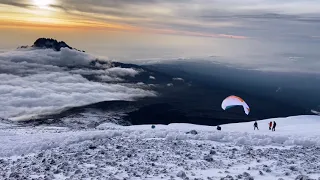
[
  {"left": 31, "top": 38, "right": 85, "bottom": 52},
  {"left": 244, "top": 177, "right": 254, "bottom": 180},
  {"left": 295, "top": 175, "right": 310, "bottom": 180},
  {"left": 290, "top": 166, "right": 298, "bottom": 171},
  {"left": 221, "top": 175, "right": 234, "bottom": 180},
  {"left": 88, "top": 145, "right": 97, "bottom": 150},
  {"left": 9, "top": 172, "right": 20, "bottom": 179},
  {"left": 210, "top": 150, "right": 216, "bottom": 155},
  {"left": 243, "top": 172, "right": 250, "bottom": 177},
  {"left": 186, "top": 130, "right": 198, "bottom": 135},
  {"left": 203, "top": 155, "right": 213, "bottom": 162},
  {"left": 236, "top": 174, "right": 243, "bottom": 179},
  {"left": 263, "top": 167, "right": 272, "bottom": 173},
  {"left": 177, "top": 171, "right": 187, "bottom": 179}
]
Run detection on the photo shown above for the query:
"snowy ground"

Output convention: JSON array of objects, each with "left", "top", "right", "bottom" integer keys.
[{"left": 0, "top": 115, "right": 320, "bottom": 180}]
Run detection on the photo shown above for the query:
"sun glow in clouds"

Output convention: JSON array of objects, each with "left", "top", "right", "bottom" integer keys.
[{"left": 32, "top": 0, "right": 54, "bottom": 9}]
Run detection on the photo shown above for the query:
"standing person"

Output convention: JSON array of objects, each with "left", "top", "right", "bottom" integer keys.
[
  {"left": 272, "top": 121, "right": 277, "bottom": 131},
  {"left": 254, "top": 121, "right": 259, "bottom": 130},
  {"left": 269, "top": 121, "right": 272, "bottom": 130}
]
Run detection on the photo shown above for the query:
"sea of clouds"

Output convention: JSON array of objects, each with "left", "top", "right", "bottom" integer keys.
[{"left": 0, "top": 48, "right": 156, "bottom": 121}]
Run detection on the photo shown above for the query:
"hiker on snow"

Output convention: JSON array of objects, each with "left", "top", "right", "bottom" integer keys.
[
  {"left": 254, "top": 121, "right": 259, "bottom": 130},
  {"left": 269, "top": 121, "right": 272, "bottom": 130},
  {"left": 272, "top": 121, "right": 276, "bottom": 131}
]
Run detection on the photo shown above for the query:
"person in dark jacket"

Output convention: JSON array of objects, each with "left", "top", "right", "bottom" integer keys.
[
  {"left": 272, "top": 121, "right": 276, "bottom": 131},
  {"left": 254, "top": 121, "right": 259, "bottom": 130}
]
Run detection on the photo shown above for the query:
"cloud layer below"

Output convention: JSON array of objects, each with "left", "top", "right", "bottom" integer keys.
[{"left": 0, "top": 48, "right": 156, "bottom": 121}]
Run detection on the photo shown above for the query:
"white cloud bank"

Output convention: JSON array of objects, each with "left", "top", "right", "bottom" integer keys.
[{"left": 0, "top": 48, "right": 156, "bottom": 121}]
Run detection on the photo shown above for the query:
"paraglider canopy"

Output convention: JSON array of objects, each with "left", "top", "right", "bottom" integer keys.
[{"left": 221, "top": 95, "right": 250, "bottom": 115}]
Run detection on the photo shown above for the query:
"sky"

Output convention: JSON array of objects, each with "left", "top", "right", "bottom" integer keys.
[{"left": 0, "top": 0, "right": 320, "bottom": 72}]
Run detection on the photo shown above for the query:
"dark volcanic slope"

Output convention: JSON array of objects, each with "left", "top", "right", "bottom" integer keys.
[
  {"left": 23, "top": 60, "right": 310, "bottom": 128},
  {"left": 145, "top": 60, "right": 320, "bottom": 111},
  {"left": 127, "top": 82, "right": 306, "bottom": 126}
]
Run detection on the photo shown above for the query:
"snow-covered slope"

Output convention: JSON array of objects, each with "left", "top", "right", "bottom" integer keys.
[
  {"left": 222, "top": 115, "right": 320, "bottom": 136},
  {"left": 0, "top": 115, "right": 320, "bottom": 179}
]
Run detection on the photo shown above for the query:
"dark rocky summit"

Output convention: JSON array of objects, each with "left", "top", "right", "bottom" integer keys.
[{"left": 19, "top": 38, "right": 85, "bottom": 52}]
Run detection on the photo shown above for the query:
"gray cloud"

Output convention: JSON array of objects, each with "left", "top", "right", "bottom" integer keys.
[
  {"left": 2, "top": 0, "right": 320, "bottom": 39},
  {"left": 0, "top": 0, "right": 33, "bottom": 8},
  {"left": 1, "top": 0, "right": 320, "bottom": 73},
  {"left": 61, "top": 0, "right": 320, "bottom": 41}
]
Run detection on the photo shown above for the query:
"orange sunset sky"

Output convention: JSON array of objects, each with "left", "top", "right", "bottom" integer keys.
[{"left": 0, "top": 0, "right": 319, "bottom": 63}]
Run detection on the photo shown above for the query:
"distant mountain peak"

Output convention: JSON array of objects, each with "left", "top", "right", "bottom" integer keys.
[{"left": 18, "top": 38, "right": 85, "bottom": 52}]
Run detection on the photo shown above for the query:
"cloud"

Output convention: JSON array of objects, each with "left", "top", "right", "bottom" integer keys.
[
  {"left": 1, "top": 0, "right": 320, "bottom": 72},
  {"left": 98, "top": 75, "right": 123, "bottom": 82},
  {"left": 149, "top": 76, "right": 156, "bottom": 80},
  {"left": 0, "top": 48, "right": 156, "bottom": 121},
  {"left": 70, "top": 0, "right": 318, "bottom": 41},
  {"left": 106, "top": 67, "right": 141, "bottom": 77},
  {"left": 3, "top": 0, "right": 320, "bottom": 41},
  {"left": 69, "top": 67, "right": 142, "bottom": 82},
  {"left": 0, "top": 0, "right": 248, "bottom": 39},
  {"left": 1, "top": 48, "right": 94, "bottom": 67},
  {"left": 0, "top": 0, "right": 33, "bottom": 8}
]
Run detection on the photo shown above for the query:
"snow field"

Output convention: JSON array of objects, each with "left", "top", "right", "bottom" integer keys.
[
  {"left": 0, "top": 132, "right": 320, "bottom": 180},
  {"left": 0, "top": 115, "right": 319, "bottom": 179},
  {"left": 1, "top": 115, "right": 320, "bottom": 157}
]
